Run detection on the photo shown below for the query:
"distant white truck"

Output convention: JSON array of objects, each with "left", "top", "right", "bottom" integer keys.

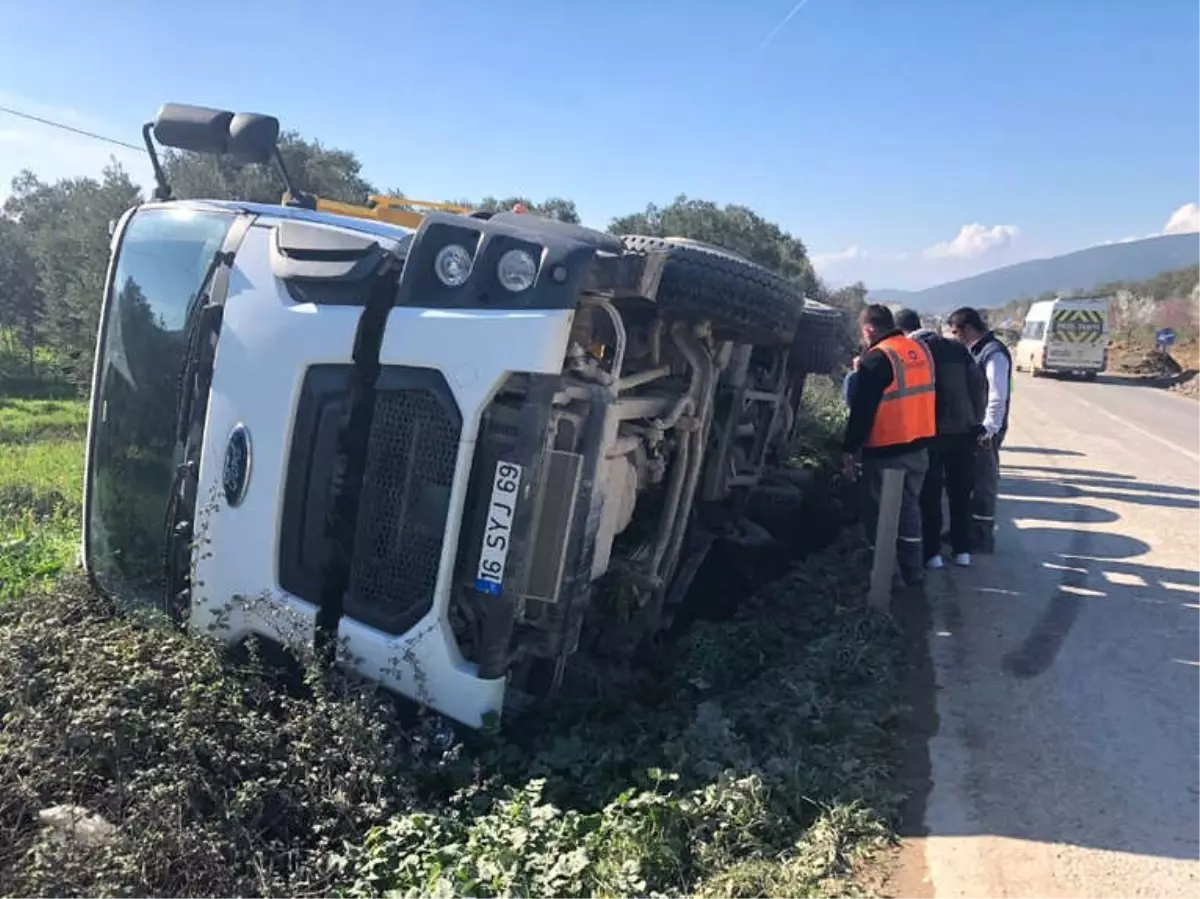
[{"left": 1014, "top": 296, "right": 1110, "bottom": 380}]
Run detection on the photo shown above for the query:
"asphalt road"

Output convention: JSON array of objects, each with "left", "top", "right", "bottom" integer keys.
[{"left": 908, "top": 373, "right": 1200, "bottom": 898}]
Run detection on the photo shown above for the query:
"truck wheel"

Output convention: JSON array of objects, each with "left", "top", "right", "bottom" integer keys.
[
  {"left": 620, "top": 235, "right": 802, "bottom": 343},
  {"left": 744, "top": 483, "right": 807, "bottom": 535},
  {"left": 789, "top": 299, "right": 845, "bottom": 374}
]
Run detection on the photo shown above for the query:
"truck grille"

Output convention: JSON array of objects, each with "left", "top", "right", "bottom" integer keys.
[
  {"left": 278, "top": 365, "right": 462, "bottom": 637},
  {"left": 344, "top": 387, "right": 460, "bottom": 634}
]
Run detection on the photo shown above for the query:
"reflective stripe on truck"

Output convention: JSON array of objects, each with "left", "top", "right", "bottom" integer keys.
[{"left": 1050, "top": 308, "right": 1106, "bottom": 343}]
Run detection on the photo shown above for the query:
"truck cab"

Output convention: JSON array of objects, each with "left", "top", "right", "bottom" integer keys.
[{"left": 81, "top": 103, "right": 827, "bottom": 728}]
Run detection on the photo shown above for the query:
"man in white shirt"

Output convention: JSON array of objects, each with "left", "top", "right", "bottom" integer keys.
[{"left": 947, "top": 307, "right": 1012, "bottom": 554}]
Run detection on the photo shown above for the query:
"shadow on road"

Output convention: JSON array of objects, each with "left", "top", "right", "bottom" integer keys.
[
  {"left": 901, "top": 451, "right": 1200, "bottom": 865},
  {"left": 1003, "top": 465, "right": 1200, "bottom": 494},
  {"left": 1001, "top": 469, "right": 1200, "bottom": 511},
  {"left": 998, "top": 498, "right": 1120, "bottom": 525},
  {"left": 1002, "top": 446, "right": 1083, "bottom": 457},
  {"left": 1004, "top": 463, "right": 1135, "bottom": 481}
]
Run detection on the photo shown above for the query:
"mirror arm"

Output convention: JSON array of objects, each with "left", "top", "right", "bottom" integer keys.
[
  {"left": 275, "top": 148, "right": 314, "bottom": 209},
  {"left": 143, "top": 122, "right": 173, "bottom": 201}
]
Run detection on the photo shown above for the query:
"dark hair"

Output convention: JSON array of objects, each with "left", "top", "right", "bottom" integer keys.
[
  {"left": 895, "top": 308, "right": 922, "bottom": 332},
  {"left": 947, "top": 307, "right": 986, "bottom": 332},
  {"left": 859, "top": 303, "right": 896, "bottom": 332}
]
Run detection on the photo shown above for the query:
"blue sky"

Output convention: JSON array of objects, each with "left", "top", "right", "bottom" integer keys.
[{"left": 1, "top": 0, "right": 1196, "bottom": 289}]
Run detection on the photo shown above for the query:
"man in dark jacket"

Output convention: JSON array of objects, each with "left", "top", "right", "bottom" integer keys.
[
  {"left": 842, "top": 305, "right": 937, "bottom": 587},
  {"left": 947, "top": 306, "right": 1013, "bottom": 554},
  {"left": 895, "top": 309, "right": 987, "bottom": 568}
]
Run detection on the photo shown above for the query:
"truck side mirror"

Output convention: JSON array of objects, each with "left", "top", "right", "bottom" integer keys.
[{"left": 152, "top": 104, "right": 234, "bottom": 155}]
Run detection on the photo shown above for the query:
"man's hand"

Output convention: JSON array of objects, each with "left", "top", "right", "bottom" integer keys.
[{"left": 842, "top": 452, "right": 858, "bottom": 481}]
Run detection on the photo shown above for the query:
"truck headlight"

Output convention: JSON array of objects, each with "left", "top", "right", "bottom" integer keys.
[
  {"left": 497, "top": 248, "right": 537, "bottom": 292},
  {"left": 435, "top": 244, "right": 473, "bottom": 287}
]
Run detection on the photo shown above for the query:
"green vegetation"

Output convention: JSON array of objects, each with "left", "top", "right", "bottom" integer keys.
[
  {"left": 789, "top": 375, "right": 851, "bottom": 469},
  {"left": 0, "top": 541, "right": 900, "bottom": 898},
  {"left": 0, "top": 396, "right": 87, "bottom": 602},
  {"left": 0, "top": 382, "right": 904, "bottom": 898}
]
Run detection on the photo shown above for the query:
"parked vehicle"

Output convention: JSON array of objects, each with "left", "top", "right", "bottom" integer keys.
[
  {"left": 1014, "top": 296, "right": 1110, "bottom": 379},
  {"left": 82, "top": 103, "right": 837, "bottom": 728}
]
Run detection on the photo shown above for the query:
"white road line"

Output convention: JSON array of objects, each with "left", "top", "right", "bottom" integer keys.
[{"left": 1068, "top": 389, "right": 1200, "bottom": 463}]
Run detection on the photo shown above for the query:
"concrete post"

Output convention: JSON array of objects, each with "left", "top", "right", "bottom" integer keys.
[{"left": 868, "top": 466, "right": 904, "bottom": 610}]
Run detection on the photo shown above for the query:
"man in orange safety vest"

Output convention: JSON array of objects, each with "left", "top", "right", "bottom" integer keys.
[{"left": 841, "top": 304, "right": 938, "bottom": 587}]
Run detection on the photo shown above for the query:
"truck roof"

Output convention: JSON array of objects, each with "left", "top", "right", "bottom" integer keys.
[
  {"left": 1027, "top": 296, "right": 1109, "bottom": 310},
  {"left": 145, "top": 199, "right": 418, "bottom": 243}
]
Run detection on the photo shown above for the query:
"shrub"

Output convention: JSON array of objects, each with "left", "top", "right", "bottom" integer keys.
[
  {"left": 332, "top": 531, "right": 905, "bottom": 898},
  {"left": 0, "top": 581, "right": 440, "bottom": 897},
  {"left": 789, "top": 375, "right": 849, "bottom": 469}
]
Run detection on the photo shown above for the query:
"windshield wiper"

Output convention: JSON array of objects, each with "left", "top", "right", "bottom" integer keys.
[
  {"left": 174, "top": 250, "right": 233, "bottom": 446},
  {"left": 161, "top": 248, "right": 234, "bottom": 621}
]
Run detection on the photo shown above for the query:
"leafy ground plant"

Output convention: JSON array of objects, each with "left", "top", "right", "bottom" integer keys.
[
  {"left": 0, "top": 529, "right": 901, "bottom": 898},
  {"left": 327, "top": 527, "right": 902, "bottom": 899},
  {"left": 0, "top": 582, "right": 448, "bottom": 897}
]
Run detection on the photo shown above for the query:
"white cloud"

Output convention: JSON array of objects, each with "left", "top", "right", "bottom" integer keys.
[
  {"left": 1102, "top": 201, "right": 1200, "bottom": 245},
  {"left": 1161, "top": 202, "right": 1200, "bottom": 235},
  {"left": 924, "top": 223, "right": 1020, "bottom": 260},
  {"left": 811, "top": 245, "right": 865, "bottom": 269},
  {"left": 809, "top": 225, "right": 1024, "bottom": 290},
  {"left": 811, "top": 246, "right": 911, "bottom": 272}
]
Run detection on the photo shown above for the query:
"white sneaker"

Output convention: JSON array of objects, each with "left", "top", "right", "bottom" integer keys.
[
  {"left": 926, "top": 555, "right": 945, "bottom": 570},
  {"left": 954, "top": 553, "right": 972, "bottom": 567}
]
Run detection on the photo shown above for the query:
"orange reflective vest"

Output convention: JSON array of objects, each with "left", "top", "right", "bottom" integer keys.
[{"left": 863, "top": 334, "right": 937, "bottom": 448}]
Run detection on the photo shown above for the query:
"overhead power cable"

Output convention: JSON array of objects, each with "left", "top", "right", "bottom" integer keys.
[{"left": 0, "top": 103, "right": 142, "bottom": 152}]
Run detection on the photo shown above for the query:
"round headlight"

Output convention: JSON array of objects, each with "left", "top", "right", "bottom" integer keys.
[
  {"left": 497, "top": 249, "right": 538, "bottom": 292},
  {"left": 434, "top": 244, "right": 473, "bottom": 287}
]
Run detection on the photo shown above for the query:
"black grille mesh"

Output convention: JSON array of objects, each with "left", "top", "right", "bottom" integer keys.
[{"left": 345, "top": 389, "right": 460, "bottom": 634}]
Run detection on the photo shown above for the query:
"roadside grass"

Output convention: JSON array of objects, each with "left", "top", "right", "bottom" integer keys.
[
  {"left": 0, "top": 396, "right": 87, "bottom": 602},
  {"left": 0, "top": 375, "right": 907, "bottom": 898}
]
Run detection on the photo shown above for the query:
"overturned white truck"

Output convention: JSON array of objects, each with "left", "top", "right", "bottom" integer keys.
[{"left": 83, "top": 104, "right": 842, "bottom": 726}]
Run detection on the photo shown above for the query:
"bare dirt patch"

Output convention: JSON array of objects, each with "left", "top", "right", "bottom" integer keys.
[
  {"left": 1108, "top": 340, "right": 1182, "bottom": 378},
  {"left": 1105, "top": 339, "right": 1198, "bottom": 399}
]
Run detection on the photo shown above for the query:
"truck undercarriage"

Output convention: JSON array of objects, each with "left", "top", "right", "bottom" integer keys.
[{"left": 82, "top": 104, "right": 842, "bottom": 727}]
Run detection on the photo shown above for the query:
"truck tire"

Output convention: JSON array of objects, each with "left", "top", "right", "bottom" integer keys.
[
  {"left": 620, "top": 235, "right": 802, "bottom": 344},
  {"left": 789, "top": 299, "right": 845, "bottom": 374}
]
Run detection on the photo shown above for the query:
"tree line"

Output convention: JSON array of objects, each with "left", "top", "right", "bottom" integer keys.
[{"left": 0, "top": 130, "right": 867, "bottom": 392}]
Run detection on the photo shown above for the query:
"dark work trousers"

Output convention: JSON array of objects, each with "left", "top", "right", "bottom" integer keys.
[
  {"left": 919, "top": 433, "right": 977, "bottom": 560},
  {"left": 971, "top": 433, "right": 1003, "bottom": 553},
  {"left": 862, "top": 447, "right": 929, "bottom": 585}
]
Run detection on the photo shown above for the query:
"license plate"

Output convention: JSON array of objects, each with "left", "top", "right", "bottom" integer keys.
[{"left": 475, "top": 461, "right": 523, "bottom": 596}]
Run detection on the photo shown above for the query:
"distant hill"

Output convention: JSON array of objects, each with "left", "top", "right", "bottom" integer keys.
[{"left": 868, "top": 233, "right": 1199, "bottom": 313}]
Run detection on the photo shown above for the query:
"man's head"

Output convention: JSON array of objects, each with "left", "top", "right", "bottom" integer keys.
[
  {"left": 947, "top": 307, "right": 987, "bottom": 345},
  {"left": 895, "top": 308, "right": 922, "bottom": 333},
  {"left": 859, "top": 303, "right": 896, "bottom": 346}
]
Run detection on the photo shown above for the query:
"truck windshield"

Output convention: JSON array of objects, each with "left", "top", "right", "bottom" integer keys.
[{"left": 85, "top": 207, "right": 235, "bottom": 605}]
